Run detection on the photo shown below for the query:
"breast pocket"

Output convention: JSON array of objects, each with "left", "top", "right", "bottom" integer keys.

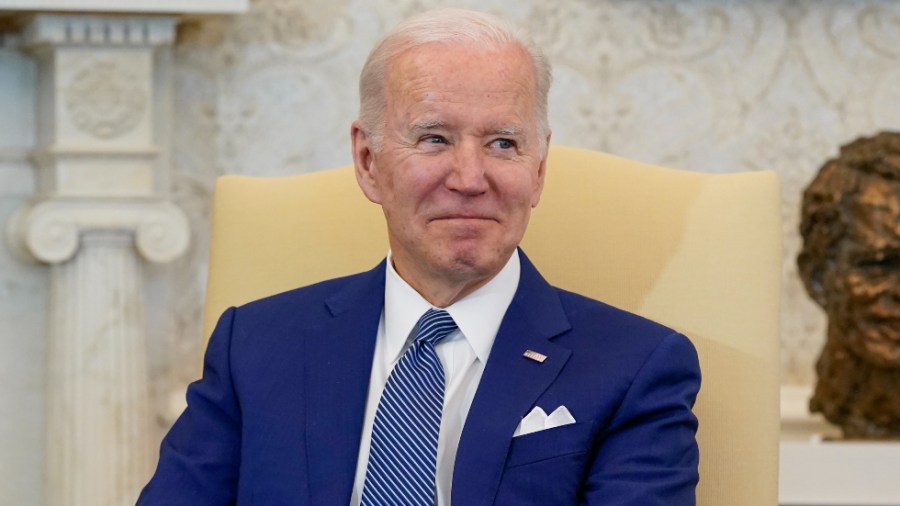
[
  {"left": 506, "top": 419, "right": 596, "bottom": 468},
  {"left": 497, "top": 420, "right": 598, "bottom": 505}
]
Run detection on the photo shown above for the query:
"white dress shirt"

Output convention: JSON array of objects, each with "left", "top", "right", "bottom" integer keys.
[{"left": 350, "top": 251, "right": 520, "bottom": 506}]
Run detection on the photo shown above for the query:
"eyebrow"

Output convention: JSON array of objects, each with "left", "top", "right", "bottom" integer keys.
[
  {"left": 409, "top": 120, "right": 447, "bottom": 133},
  {"left": 407, "top": 121, "right": 526, "bottom": 138},
  {"left": 492, "top": 126, "right": 523, "bottom": 137}
]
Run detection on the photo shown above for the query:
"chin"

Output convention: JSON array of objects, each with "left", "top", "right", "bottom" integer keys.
[{"left": 439, "top": 249, "right": 504, "bottom": 279}]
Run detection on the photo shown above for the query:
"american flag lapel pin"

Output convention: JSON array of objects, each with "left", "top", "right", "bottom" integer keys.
[{"left": 523, "top": 349, "right": 547, "bottom": 363}]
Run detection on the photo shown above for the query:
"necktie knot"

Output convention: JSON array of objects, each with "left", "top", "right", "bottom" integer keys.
[{"left": 414, "top": 308, "right": 458, "bottom": 347}]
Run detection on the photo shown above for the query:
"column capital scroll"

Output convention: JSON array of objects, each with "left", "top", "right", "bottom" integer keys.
[{"left": 8, "top": 197, "right": 190, "bottom": 264}]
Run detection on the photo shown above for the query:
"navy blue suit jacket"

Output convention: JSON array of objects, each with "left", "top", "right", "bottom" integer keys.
[{"left": 139, "top": 250, "right": 700, "bottom": 505}]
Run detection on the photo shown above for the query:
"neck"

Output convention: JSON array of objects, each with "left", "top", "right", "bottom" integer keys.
[
  {"left": 391, "top": 261, "right": 494, "bottom": 308},
  {"left": 388, "top": 250, "right": 518, "bottom": 307}
]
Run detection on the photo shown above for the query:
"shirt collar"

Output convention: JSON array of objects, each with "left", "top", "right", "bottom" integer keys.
[{"left": 383, "top": 250, "right": 521, "bottom": 364}]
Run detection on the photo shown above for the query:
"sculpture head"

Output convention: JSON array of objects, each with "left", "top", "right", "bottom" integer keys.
[
  {"left": 799, "top": 132, "right": 900, "bottom": 367},
  {"left": 798, "top": 132, "right": 900, "bottom": 438}
]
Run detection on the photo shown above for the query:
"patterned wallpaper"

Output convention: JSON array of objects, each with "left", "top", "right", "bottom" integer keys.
[{"left": 160, "top": 0, "right": 900, "bottom": 403}]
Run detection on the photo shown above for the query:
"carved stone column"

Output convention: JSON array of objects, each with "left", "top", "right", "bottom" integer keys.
[{"left": 7, "top": 14, "right": 189, "bottom": 506}]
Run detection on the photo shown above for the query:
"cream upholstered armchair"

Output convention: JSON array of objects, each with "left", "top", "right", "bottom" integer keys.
[{"left": 203, "top": 145, "right": 781, "bottom": 505}]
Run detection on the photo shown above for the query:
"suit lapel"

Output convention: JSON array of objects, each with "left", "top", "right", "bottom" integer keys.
[
  {"left": 304, "top": 261, "right": 385, "bottom": 505},
  {"left": 452, "top": 251, "right": 572, "bottom": 506}
]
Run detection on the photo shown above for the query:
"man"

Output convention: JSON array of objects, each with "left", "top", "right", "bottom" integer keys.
[
  {"left": 139, "top": 8, "right": 700, "bottom": 505},
  {"left": 798, "top": 131, "right": 900, "bottom": 438}
]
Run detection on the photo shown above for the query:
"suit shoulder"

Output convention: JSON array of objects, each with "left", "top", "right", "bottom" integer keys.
[
  {"left": 555, "top": 287, "right": 678, "bottom": 339},
  {"left": 549, "top": 287, "right": 699, "bottom": 390},
  {"left": 551, "top": 288, "right": 698, "bottom": 369},
  {"left": 228, "top": 263, "right": 384, "bottom": 324}
]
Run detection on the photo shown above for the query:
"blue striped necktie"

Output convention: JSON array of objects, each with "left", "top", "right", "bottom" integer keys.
[{"left": 361, "top": 308, "right": 458, "bottom": 506}]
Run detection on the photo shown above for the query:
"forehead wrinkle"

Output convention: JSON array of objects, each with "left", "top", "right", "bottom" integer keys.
[
  {"left": 389, "top": 44, "right": 536, "bottom": 101},
  {"left": 384, "top": 42, "right": 542, "bottom": 146}
]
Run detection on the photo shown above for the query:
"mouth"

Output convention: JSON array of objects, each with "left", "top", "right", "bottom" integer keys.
[
  {"left": 436, "top": 216, "right": 492, "bottom": 221},
  {"left": 430, "top": 217, "right": 499, "bottom": 228},
  {"left": 431, "top": 214, "right": 498, "bottom": 222}
]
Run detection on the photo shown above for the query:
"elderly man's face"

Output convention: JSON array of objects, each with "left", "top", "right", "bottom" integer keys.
[
  {"left": 353, "top": 42, "right": 547, "bottom": 303},
  {"left": 826, "top": 177, "right": 900, "bottom": 366}
]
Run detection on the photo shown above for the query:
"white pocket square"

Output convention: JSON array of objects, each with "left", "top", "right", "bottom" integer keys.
[{"left": 513, "top": 405, "right": 576, "bottom": 437}]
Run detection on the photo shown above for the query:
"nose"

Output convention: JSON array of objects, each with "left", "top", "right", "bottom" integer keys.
[{"left": 445, "top": 143, "right": 489, "bottom": 196}]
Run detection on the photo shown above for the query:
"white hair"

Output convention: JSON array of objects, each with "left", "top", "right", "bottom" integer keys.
[{"left": 357, "top": 8, "right": 552, "bottom": 151}]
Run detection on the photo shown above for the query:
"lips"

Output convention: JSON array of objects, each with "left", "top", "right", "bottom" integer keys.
[
  {"left": 429, "top": 216, "right": 500, "bottom": 228},
  {"left": 433, "top": 215, "right": 496, "bottom": 221},
  {"left": 429, "top": 209, "right": 500, "bottom": 221}
]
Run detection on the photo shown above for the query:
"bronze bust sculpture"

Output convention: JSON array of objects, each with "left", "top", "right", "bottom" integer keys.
[{"left": 798, "top": 131, "right": 900, "bottom": 438}]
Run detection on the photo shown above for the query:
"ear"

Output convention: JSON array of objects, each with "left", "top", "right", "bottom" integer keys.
[
  {"left": 531, "top": 132, "right": 551, "bottom": 208},
  {"left": 351, "top": 120, "right": 382, "bottom": 204}
]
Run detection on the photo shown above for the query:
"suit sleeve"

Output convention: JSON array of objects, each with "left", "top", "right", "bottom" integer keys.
[
  {"left": 137, "top": 307, "right": 242, "bottom": 505},
  {"left": 581, "top": 332, "right": 701, "bottom": 506}
]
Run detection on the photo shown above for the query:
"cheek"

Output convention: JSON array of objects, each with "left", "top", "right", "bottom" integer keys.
[
  {"left": 511, "top": 187, "right": 540, "bottom": 221},
  {"left": 396, "top": 161, "right": 449, "bottom": 198},
  {"left": 497, "top": 171, "right": 540, "bottom": 203},
  {"left": 822, "top": 272, "right": 866, "bottom": 317},
  {"left": 381, "top": 185, "right": 438, "bottom": 232},
  {"left": 843, "top": 272, "right": 872, "bottom": 299},
  {"left": 377, "top": 170, "right": 420, "bottom": 208}
]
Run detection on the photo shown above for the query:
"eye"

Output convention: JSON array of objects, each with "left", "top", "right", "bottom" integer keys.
[
  {"left": 491, "top": 138, "right": 516, "bottom": 150},
  {"left": 854, "top": 255, "right": 900, "bottom": 270},
  {"left": 422, "top": 135, "right": 447, "bottom": 144}
]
